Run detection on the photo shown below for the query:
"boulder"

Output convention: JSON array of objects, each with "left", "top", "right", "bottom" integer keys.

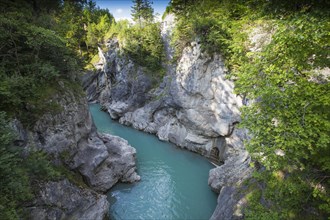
[{"left": 70, "top": 133, "right": 140, "bottom": 192}]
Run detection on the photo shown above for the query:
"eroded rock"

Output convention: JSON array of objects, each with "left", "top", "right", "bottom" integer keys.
[
  {"left": 27, "top": 179, "right": 109, "bottom": 220},
  {"left": 71, "top": 133, "right": 140, "bottom": 192}
]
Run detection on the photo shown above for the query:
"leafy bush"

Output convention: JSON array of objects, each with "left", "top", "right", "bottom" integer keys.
[{"left": 0, "top": 112, "right": 31, "bottom": 220}]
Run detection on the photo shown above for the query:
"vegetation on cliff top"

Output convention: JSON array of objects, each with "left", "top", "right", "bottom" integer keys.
[
  {"left": 0, "top": 0, "right": 114, "bottom": 125},
  {"left": 171, "top": 0, "right": 329, "bottom": 218},
  {"left": 105, "top": 0, "right": 164, "bottom": 74}
]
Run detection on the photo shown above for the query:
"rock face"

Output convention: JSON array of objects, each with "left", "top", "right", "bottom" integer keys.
[
  {"left": 28, "top": 179, "right": 109, "bottom": 220},
  {"left": 206, "top": 129, "right": 252, "bottom": 219},
  {"left": 83, "top": 14, "right": 252, "bottom": 219},
  {"left": 208, "top": 151, "right": 253, "bottom": 219},
  {"left": 12, "top": 85, "right": 140, "bottom": 218}
]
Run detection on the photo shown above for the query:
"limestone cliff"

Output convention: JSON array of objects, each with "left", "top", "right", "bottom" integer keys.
[
  {"left": 83, "top": 14, "right": 253, "bottom": 219},
  {"left": 13, "top": 83, "right": 140, "bottom": 218}
]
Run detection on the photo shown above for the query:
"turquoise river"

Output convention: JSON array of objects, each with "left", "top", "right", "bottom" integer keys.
[{"left": 89, "top": 104, "right": 218, "bottom": 219}]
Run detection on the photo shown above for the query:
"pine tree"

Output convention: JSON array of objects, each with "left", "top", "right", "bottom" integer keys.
[
  {"left": 141, "top": 0, "right": 154, "bottom": 22},
  {"left": 131, "top": 0, "right": 154, "bottom": 26}
]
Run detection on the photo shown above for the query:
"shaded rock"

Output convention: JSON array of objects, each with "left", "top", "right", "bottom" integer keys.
[
  {"left": 209, "top": 151, "right": 252, "bottom": 193},
  {"left": 27, "top": 179, "right": 109, "bottom": 220},
  {"left": 161, "top": 13, "right": 176, "bottom": 60},
  {"left": 208, "top": 151, "right": 253, "bottom": 220},
  {"left": 11, "top": 119, "right": 28, "bottom": 148},
  {"left": 210, "top": 186, "right": 249, "bottom": 220},
  {"left": 21, "top": 89, "right": 140, "bottom": 193},
  {"left": 82, "top": 70, "right": 111, "bottom": 103},
  {"left": 30, "top": 88, "right": 93, "bottom": 157}
]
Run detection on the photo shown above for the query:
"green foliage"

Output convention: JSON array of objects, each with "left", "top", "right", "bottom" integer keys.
[
  {"left": 85, "top": 14, "right": 112, "bottom": 49},
  {"left": 171, "top": 0, "right": 252, "bottom": 59},
  {"left": 172, "top": 0, "right": 330, "bottom": 218},
  {"left": 55, "top": 0, "right": 114, "bottom": 68},
  {"left": 55, "top": 0, "right": 90, "bottom": 56},
  {"left": 0, "top": 112, "right": 31, "bottom": 220},
  {"left": 104, "top": 19, "right": 131, "bottom": 40},
  {"left": 24, "top": 150, "right": 61, "bottom": 181},
  {"left": 106, "top": 20, "right": 164, "bottom": 73},
  {"left": 0, "top": 15, "right": 78, "bottom": 78},
  {"left": 90, "top": 53, "right": 100, "bottom": 66},
  {"left": 0, "top": 10, "right": 80, "bottom": 125},
  {"left": 170, "top": 0, "right": 198, "bottom": 15},
  {"left": 237, "top": 9, "right": 330, "bottom": 218},
  {"left": 131, "top": 0, "right": 154, "bottom": 25},
  {"left": 84, "top": 5, "right": 114, "bottom": 51},
  {"left": 162, "top": 5, "right": 173, "bottom": 20},
  {"left": 0, "top": 0, "right": 113, "bottom": 124},
  {"left": 122, "top": 23, "right": 164, "bottom": 72}
]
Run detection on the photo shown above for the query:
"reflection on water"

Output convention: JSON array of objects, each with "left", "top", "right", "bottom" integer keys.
[{"left": 89, "top": 104, "right": 217, "bottom": 220}]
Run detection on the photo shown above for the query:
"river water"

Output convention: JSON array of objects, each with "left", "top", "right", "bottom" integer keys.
[{"left": 89, "top": 104, "right": 217, "bottom": 219}]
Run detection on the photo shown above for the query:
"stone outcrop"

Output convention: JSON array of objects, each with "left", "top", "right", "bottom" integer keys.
[
  {"left": 208, "top": 151, "right": 253, "bottom": 219},
  {"left": 70, "top": 133, "right": 140, "bottom": 192},
  {"left": 27, "top": 179, "right": 109, "bottom": 220},
  {"left": 207, "top": 129, "right": 253, "bottom": 219},
  {"left": 12, "top": 83, "right": 140, "bottom": 218}
]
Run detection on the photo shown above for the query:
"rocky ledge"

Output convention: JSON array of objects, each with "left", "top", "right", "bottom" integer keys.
[
  {"left": 13, "top": 84, "right": 140, "bottom": 218},
  {"left": 70, "top": 133, "right": 141, "bottom": 192}
]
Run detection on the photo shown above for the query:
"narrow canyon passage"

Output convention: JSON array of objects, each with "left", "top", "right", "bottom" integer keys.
[{"left": 89, "top": 104, "right": 217, "bottom": 219}]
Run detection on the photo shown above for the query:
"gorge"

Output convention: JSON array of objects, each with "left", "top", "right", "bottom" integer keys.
[{"left": 1, "top": 0, "right": 328, "bottom": 219}]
